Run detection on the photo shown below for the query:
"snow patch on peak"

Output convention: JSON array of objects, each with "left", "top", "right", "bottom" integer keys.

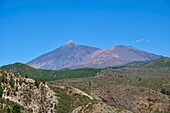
[{"left": 65, "top": 40, "right": 77, "bottom": 45}]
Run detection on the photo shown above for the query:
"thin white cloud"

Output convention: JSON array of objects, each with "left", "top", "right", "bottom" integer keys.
[{"left": 136, "top": 38, "right": 149, "bottom": 43}]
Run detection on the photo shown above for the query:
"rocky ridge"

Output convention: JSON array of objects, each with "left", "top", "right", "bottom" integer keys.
[{"left": 0, "top": 69, "right": 58, "bottom": 113}]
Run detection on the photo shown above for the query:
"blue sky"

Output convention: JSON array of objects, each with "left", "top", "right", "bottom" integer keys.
[{"left": 0, "top": 0, "right": 170, "bottom": 66}]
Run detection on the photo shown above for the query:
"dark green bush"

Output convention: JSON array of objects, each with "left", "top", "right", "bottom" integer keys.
[
  {"left": 7, "top": 107, "right": 11, "bottom": 113},
  {"left": 15, "top": 86, "right": 18, "bottom": 91},
  {"left": 10, "top": 77, "right": 15, "bottom": 88},
  {"left": 161, "top": 88, "right": 170, "bottom": 95},
  {"left": 0, "top": 75, "right": 8, "bottom": 84},
  {"left": 12, "top": 104, "right": 21, "bottom": 113},
  {"left": 1, "top": 63, "right": 101, "bottom": 81},
  {"left": 147, "top": 98, "right": 154, "bottom": 102},
  {"left": 35, "top": 80, "right": 40, "bottom": 88},
  {"left": 0, "top": 86, "right": 3, "bottom": 98}
]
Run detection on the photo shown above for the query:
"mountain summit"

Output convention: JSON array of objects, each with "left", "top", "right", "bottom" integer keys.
[
  {"left": 27, "top": 41, "right": 161, "bottom": 70},
  {"left": 65, "top": 40, "right": 77, "bottom": 45}
]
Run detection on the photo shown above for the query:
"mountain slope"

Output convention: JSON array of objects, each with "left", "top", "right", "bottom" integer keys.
[
  {"left": 27, "top": 41, "right": 161, "bottom": 70},
  {"left": 68, "top": 45, "right": 161, "bottom": 69},
  {"left": 27, "top": 40, "right": 100, "bottom": 70},
  {"left": 142, "top": 57, "right": 170, "bottom": 68}
]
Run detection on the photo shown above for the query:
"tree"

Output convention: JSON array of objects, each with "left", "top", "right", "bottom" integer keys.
[
  {"left": 12, "top": 104, "right": 21, "bottom": 113},
  {"left": 0, "top": 86, "right": 3, "bottom": 98},
  {"left": 10, "top": 77, "right": 15, "bottom": 88},
  {"left": 35, "top": 80, "right": 40, "bottom": 88},
  {"left": 161, "top": 88, "right": 170, "bottom": 95},
  {"left": 1, "top": 75, "right": 8, "bottom": 84},
  {"left": 7, "top": 107, "right": 11, "bottom": 113},
  {"left": 25, "top": 74, "right": 28, "bottom": 78},
  {"left": 161, "top": 88, "right": 166, "bottom": 94}
]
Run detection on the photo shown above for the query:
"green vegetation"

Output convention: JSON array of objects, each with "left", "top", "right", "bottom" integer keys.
[
  {"left": 35, "top": 79, "right": 40, "bottom": 88},
  {"left": 0, "top": 75, "right": 8, "bottom": 84},
  {"left": 52, "top": 76, "right": 170, "bottom": 94},
  {"left": 123, "top": 61, "right": 147, "bottom": 67},
  {"left": 142, "top": 57, "right": 170, "bottom": 68},
  {"left": 12, "top": 104, "right": 21, "bottom": 113},
  {"left": 50, "top": 86, "right": 93, "bottom": 113},
  {"left": 0, "top": 86, "right": 3, "bottom": 98},
  {"left": 9, "top": 77, "right": 15, "bottom": 88},
  {"left": 50, "top": 75, "right": 170, "bottom": 113},
  {"left": 0, "top": 98, "right": 25, "bottom": 113},
  {"left": 161, "top": 88, "right": 170, "bottom": 95},
  {"left": 1, "top": 63, "right": 101, "bottom": 81},
  {"left": 7, "top": 107, "right": 11, "bottom": 113},
  {"left": 2, "top": 57, "right": 170, "bottom": 82}
]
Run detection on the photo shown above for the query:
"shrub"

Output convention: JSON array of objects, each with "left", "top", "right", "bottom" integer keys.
[
  {"left": 25, "top": 74, "right": 28, "bottom": 78},
  {"left": 147, "top": 98, "right": 154, "bottom": 102},
  {"left": 35, "top": 80, "right": 40, "bottom": 88},
  {"left": 7, "top": 107, "right": 11, "bottom": 113},
  {"left": 10, "top": 77, "right": 15, "bottom": 88},
  {"left": 161, "top": 88, "right": 166, "bottom": 94},
  {"left": 42, "top": 80, "right": 45, "bottom": 84},
  {"left": 15, "top": 86, "right": 18, "bottom": 91},
  {"left": 0, "top": 86, "right": 3, "bottom": 98},
  {"left": 19, "top": 80, "right": 23, "bottom": 86},
  {"left": 12, "top": 104, "right": 21, "bottom": 113},
  {"left": 7, "top": 90, "right": 10, "bottom": 96},
  {"left": 161, "top": 88, "right": 170, "bottom": 95},
  {"left": 0, "top": 75, "right": 8, "bottom": 84}
]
